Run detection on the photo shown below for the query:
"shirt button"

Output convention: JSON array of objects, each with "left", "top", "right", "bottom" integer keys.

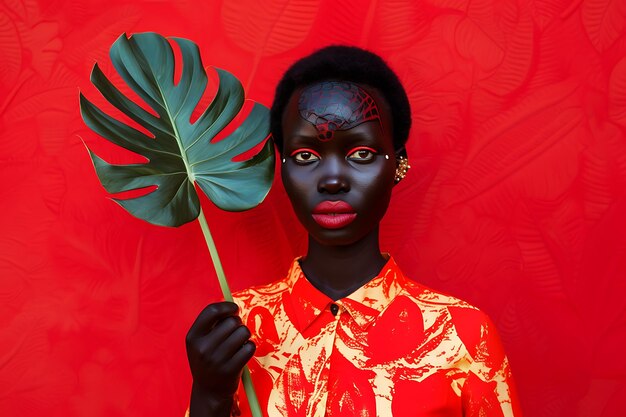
[{"left": 330, "top": 303, "right": 339, "bottom": 316}]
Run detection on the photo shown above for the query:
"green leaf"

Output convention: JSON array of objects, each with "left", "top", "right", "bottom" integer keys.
[{"left": 80, "top": 32, "right": 274, "bottom": 227}]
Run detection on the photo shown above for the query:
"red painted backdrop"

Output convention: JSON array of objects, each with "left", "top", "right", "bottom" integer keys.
[{"left": 2, "top": 0, "right": 626, "bottom": 416}]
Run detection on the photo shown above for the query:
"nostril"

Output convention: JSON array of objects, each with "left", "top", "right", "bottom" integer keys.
[
  {"left": 318, "top": 176, "right": 350, "bottom": 194},
  {"left": 317, "top": 157, "right": 350, "bottom": 194}
]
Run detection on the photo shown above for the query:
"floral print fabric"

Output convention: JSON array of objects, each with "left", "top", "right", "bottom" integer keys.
[{"left": 231, "top": 256, "right": 522, "bottom": 417}]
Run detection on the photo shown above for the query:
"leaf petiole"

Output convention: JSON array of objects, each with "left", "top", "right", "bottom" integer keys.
[
  {"left": 197, "top": 208, "right": 262, "bottom": 417},
  {"left": 197, "top": 208, "right": 232, "bottom": 302}
]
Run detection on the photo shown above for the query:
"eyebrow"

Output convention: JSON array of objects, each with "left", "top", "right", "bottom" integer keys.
[
  {"left": 284, "top": 132, "right": 382, "bottom": 153},
  {"left": 285, "top": 134, "right": 318, "bottom": 147},
  {"left": 340, "top": 130, "right": 379, "bottom": 143}
]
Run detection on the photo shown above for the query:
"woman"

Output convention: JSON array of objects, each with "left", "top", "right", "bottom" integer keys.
[{"left": 186, "top": 46, "right": 522, "bottom": 417}]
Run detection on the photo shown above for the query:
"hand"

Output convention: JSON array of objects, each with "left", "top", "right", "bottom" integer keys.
[{"left": 186, "top": 301, "right": 256, "bottom": 416}]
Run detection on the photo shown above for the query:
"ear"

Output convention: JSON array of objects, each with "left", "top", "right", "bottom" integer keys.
[
  {"left": 394, "top": 146, "right": 407, "bottom": 159},
  {"left": 393, "top": 147, "right": 410, "bottom": 185}
]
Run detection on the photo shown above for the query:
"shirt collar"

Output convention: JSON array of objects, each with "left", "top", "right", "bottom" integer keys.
[{"left": 286, "top": 255, "right": 407, "bottom": 332}]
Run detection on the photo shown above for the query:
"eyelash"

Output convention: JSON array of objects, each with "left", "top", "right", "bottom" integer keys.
[
  {"left": 346, "top": 146, "right": 377, "bottom": 162},
  {"left": 290, "top": 148, "right": 320, "bottom": 164},
  {"left": 289, "top": 147, "right": 378, "bottom": 164}
]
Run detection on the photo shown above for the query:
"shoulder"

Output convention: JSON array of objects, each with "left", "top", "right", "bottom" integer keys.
[
  {"left": 232, "top": 257, "right": 304, "bottom": 312},
  {"left": 387, "top": 256, "right": 482, "bottom": 316},
  {"left": 233, "top": 276, "right": 290, "bottom": 303},
  {"left": 402, "top": 276, "right": 485, "bottom": 321},
  {"left": 401, "top": 276, "right": 499, "bottom": 354},
  {"left": 231, "top": 272, "right": 292, "bottom": 322}
]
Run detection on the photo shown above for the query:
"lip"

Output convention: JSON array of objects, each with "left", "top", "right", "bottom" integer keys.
[{"left": 312, "top": 200, "right": 357, "bottom": 229}]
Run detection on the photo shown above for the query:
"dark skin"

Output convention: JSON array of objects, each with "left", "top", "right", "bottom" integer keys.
[
  {"left": 186, "top": 302, "right": 254, "bottom": 416},
  {"left": 186, "top": 81, "right": 402, "bottom": 416}
]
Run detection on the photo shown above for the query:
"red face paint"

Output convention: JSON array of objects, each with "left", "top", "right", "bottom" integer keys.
[{"left": 297, "top": 81, "right": 383, "bottom": 141}]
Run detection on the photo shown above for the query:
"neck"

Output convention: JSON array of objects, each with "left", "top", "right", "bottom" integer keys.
[{"left": 300, "top": 228, "right": 387, "bottom": 301}]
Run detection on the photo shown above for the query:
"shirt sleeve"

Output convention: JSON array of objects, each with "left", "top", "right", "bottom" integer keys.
[{"left": 459, "top": 311, "right": 523, "bottom": 417}]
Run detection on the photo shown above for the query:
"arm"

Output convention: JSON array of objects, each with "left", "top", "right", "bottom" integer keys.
[
  {"left": 459, "top": 312, "right": 523, "bottom": 417},
  {"left": 186, "top": 301, "right": 256, "bottom": 417}
]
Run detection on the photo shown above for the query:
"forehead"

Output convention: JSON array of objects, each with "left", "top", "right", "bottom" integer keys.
[
  {"left": 282, "top": 81, "right": 393, "bottom": 143},
  {"left": 298, "top": 81, "right": 377, "bottom": 123}
]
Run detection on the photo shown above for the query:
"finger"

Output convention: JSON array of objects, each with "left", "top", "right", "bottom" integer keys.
[
  {"left": 227, "top": 341, "right": 257, "bottom": 373},
  {"left": 187, "top": 301, "right": 239, "bottom": 341},
  {"left": 199, "top": 316, "right": 243, "bottom": 353},
  {"left": 214, "top": 325, "right": 253, "bottom": 362}
]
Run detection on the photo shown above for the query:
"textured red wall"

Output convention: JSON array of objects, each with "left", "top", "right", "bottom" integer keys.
[{"left": 2, "top": 0, "right": 626, "bottom": 416}]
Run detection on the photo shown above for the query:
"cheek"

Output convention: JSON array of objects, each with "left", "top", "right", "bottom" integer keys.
[
  {"left": 353, "top": 164, "right": 395, "bottom": 211},
  {"left": 372, "top": 164, "right": 395, "bottom": 204},
  {"left": 359, "top": 159, "right": 395, "bottom": 188},
  {"left": 371, "top": 180, "right": 394, "bottom": 213},
  {"left": 281, "top": 167, "right": 299, "bottom": 196},
  {"left": 281, "top": 168, "right": 312, "bottom": 212}
]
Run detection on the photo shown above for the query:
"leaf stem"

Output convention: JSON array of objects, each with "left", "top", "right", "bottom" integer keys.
[
  {"left": 242, "top": 366, "right": 263, "bottom": 417},
  {"left": 196, "top": 208, "right": 263, "bottom": 417},
  {"left": 197, "top": 208, "right": 232, "bottom": 301}
]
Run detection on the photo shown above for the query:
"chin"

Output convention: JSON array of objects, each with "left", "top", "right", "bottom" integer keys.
[
  {"left": 307, "top": 223, "right": 374, "bottom": 247},
  {"left": 311, "top": 234, "right": 359, "bottom": 247}
]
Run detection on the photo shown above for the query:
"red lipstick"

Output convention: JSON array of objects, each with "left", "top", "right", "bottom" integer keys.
[{"left": 312, "top": 201, "right": 357, "bottom": 229}]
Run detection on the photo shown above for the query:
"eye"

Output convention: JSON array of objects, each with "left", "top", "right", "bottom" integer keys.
[
  {"left": 346, "top": 146, "right": 377, "bottom": 162},
  {"left": 290, "top": 148, "right": 320, "bottom": 164}
]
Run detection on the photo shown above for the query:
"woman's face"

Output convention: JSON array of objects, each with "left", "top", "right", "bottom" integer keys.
[{"left": 280, "top": 81, "right": 397, "bottom": 246}]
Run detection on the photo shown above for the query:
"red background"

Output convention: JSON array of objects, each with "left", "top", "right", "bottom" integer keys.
[{"left": 2, "top": 0, "right": 626, "bottom": 416}]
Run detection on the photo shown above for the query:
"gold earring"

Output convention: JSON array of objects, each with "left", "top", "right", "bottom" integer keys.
[{"left": 394, "top": 156, "right": 410, "bottom": 183}]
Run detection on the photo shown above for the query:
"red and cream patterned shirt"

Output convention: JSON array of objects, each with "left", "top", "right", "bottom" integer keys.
[{"left": 230, "top": 255, "right": 521, "bottom": 417}]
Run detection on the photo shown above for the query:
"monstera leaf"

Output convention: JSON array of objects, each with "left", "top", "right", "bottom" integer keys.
[
  {"left": 80, "top": 32, "right": 274, "bottom": 227},
  {"left": 79, "top": 32, "right": 268, "bottom": 417}
]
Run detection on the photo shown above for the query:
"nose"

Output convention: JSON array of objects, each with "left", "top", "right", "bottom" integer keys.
[{"left": 317, "top": 158, "right": 350, "bottom": 194}]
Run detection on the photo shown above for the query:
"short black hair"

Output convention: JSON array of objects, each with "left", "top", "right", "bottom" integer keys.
[{"left": 270, "top": 45, "right": 411, "bottom": 153}]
